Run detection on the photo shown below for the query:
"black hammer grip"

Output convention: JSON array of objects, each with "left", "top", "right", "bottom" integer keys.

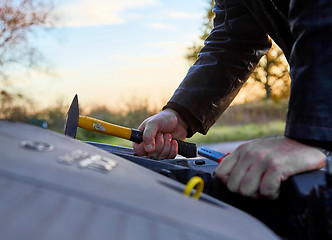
[
  {"left": 176, "top": 139, "right": 197, "bottom": 158},
  {"left": 130, "top": 129, "right": 197, "bottom": 158}
]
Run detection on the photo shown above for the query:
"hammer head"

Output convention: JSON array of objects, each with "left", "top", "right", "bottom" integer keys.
[{"left": 64, "top": 94, "right": 79, "bottom": 138}]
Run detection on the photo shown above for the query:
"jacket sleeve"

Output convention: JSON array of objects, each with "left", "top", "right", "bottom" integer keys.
[
  {"left": 285, "top": 0, "right": 332, "bottom": 147},
  {"left": 164, "top": 0, "right": 271, "bottom": 137}
]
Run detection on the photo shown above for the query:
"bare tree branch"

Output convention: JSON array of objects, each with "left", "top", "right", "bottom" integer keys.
[{"left": 0, "top": 0, "right": 58, "bottom": 121}]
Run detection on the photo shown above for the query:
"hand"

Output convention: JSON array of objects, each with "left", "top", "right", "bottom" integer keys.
[
  {"left": 215, "top": 136, "right": 326, "bottom": 199},
  {"left": 133, "top": 109, "right": 188, "bottom": 159}
]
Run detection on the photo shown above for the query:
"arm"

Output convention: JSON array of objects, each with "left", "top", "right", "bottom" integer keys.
[
  {"left": 215, "top": 0, "right": 332, "bottom": 198},
  {"left": 285, "top": 0, "right": 332, "bottom": 148},
  {"left": 133, "top": 0, "right": 272, "bottom": 159},
  {"left": 165, "top": 0, "right": 271, "bottom": 137}
]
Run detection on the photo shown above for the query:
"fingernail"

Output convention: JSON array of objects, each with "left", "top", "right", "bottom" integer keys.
[{"left": 166, "top": 134, "right": 171, "bottom": 141}]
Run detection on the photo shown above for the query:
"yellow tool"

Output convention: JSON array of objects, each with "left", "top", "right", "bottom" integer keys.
[
  {"left": 64, "top": 95, "right": 197, "bottom": 158},
  {"left": 78, "top": 116, "right": 132, "bottom": 140}
]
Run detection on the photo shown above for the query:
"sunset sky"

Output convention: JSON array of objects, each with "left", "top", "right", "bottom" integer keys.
[{"left": 13, "top": 0, "right": 208, "bottom": 111}]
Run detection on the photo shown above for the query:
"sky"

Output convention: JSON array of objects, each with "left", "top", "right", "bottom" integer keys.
[{"left": 13, "top": 0, "right": 207, "bottom": 111}]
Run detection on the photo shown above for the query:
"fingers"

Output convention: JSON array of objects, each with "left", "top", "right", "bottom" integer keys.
[
  {"left": 133, "top": 110, "right": 187, "bottom": 159},
  {"left": 147, "top": 133, "right": 164, "bottom": 159},
  {"left": 259, "top": 170, "right": 283, "bottom": 199},
  {"left": 133, "top": 142, "right": 147, "bottom": 156},
  {"left": 147, "top": 133, "right": 178, "bottom": 159},
  {"left": 158, "top": 134, "right": 172, "bottom": 159},
  {"left": 238, "top": 162, "right": 266, "bottom": 197},
  {"left": 215, "top": 152, "right": 238, "bottom": 183},
  {"left": 139, "top": 110, "right": 179, "bottom": 154},
  {"left": 215, "top": 151, "right": 262, "bottom": 197},
  {"left": 215, "top": 136, "right": 327, "bottom": 199},
  {"left": 216, "top": 146, "right": 281, "bottom": 198},
  {"left": 216, "top": 155, "right": 279, "bottom": 198},
  {"left": 226, "top": 154, "right": 255, "bottom": 193},
  {"left": 142, "top": 118, "right": 161, "bottom": 153},
  {"left": 215, "top": 143, "right": 249, "bottom": 184},
  {"left": 168, "top": 139, "right": 178, "bottom": 159},
  {"left": 133, "top": 134, "right": 175, "bottom": 159}
]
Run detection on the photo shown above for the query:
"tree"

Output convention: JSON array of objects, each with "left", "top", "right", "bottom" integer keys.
[
  {"left": 0, "top": 0, "right": 55, "bottom": 76},
  {"left": 250, "top": 42, "right": 290, "bottom": 100},
  {"left": 0, "top": 0, "right": 57, "bottom": 120},
  {"left": 186, "top": 0, "right": 290, "bottom": 101},
  {"left": 0, "top": 90, "right": 32, "bottom": 121},
  {"left": 185, "top": 0, "right": 215, "bottom": 64}
]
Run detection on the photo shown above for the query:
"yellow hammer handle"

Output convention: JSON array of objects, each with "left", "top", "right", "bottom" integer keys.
[{"left": 78, "top": 116, "right": 132, "bottom": 140}]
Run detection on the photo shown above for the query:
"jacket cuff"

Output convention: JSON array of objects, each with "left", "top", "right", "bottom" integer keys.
[
  {"left": 163, "top": 102, "right": 202, "bottom": 138},
  {"left": 286, "top": 136, "right": 332, "bottom": 151}
]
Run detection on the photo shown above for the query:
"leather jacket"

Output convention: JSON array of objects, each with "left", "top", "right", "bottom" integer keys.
[{"left": 164, "top": 0, "right": 332, "bottom": 150}]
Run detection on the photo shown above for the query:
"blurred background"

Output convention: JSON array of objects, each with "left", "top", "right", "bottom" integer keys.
[{"left": 0, "top": 0, "right": 291, "bottom": 146}]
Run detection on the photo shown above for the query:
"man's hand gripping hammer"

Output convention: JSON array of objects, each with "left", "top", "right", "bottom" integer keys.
[{"left": 64, "top": 95, "right": 197, "bottom": 158}]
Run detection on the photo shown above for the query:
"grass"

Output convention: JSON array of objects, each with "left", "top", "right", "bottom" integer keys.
[
  {"left": 76, "top": 120, "right": 285, "bottom": 147},
  {"left": 190, "top": 120, "right": 285, "bottom": 143}
]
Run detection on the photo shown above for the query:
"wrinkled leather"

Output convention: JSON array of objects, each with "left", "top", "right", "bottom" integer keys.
[{"left": 164, "top": 0, "right": 332, "bottom": 147}]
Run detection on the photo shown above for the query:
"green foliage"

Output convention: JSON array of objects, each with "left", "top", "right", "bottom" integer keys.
[
  {"left": 190, "top": 121, "right": 285, "bottom": 143},
  {"left": 216, "top": 100, "right": 288, "bottom": 126},
  {"left": 120, "top": 98, "right": 158, "bottom": 128},
  {"left": 78, "top": 120, "right": 286, "bottom": 146},
  {"left": 0, "top": 91, "right": 288, "bottom": 145},
  {"left": 0, "top": 89, "right": 33, "bottom": 121},
  {"left": 188, "top": 100, "right": 288, "bottom": 144},
  {"left": 33, "top": 99, "right": 67, "bottom": 132},
  {"left": 76, "top": 100, "right": 288, "bottom": 145}
]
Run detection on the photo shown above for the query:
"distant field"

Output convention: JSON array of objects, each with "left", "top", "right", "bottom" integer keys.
[
  {"left": 190, "top": 120, "right": 285, "bottom": 143},
  {"left": 77, "top": 120, "right": 285, "bottom": 147}
]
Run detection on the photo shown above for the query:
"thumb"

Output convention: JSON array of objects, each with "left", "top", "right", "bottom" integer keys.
[{"left": 142, "top": 120, "right": 161, "bottom": 153}]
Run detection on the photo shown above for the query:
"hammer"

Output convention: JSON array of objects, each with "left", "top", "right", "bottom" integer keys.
[{"left": 64, "top": 95, "right": 197, "bottom": 158}]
